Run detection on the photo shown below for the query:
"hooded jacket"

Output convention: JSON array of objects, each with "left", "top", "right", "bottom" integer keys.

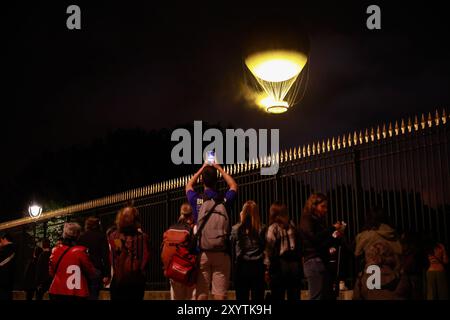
[{"left": 355, "top": 223, "right": 402, "bottom": 260}]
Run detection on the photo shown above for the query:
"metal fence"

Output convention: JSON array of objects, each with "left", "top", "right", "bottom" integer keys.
[{"left": 1, "top": 109, "right": 449, "bottom": 290}]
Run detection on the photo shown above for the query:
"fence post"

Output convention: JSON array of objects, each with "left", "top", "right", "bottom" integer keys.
[
  {"left": 352, "top": 149, "right": 363, "bottom": 233},
  {"left": 43, "top": 221, "right": 47, "bottom": 240},
  {"left": 165, "top": 191, "right": 170, "bottom": 228}
]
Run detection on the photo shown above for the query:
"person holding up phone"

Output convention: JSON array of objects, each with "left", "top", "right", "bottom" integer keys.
[
  {"left": 185, "top": 161, "right": 238, "bottom": 300},
  {"left": 185, "top": 161, "right": 237, "bottom": 225}
]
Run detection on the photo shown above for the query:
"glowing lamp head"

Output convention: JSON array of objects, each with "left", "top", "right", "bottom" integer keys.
[
  {"left": 245, "top": 50, "right": 308, "bottom": 82},
  {"left": 28, "top": 205, "right": 42, "bottom": 218}
]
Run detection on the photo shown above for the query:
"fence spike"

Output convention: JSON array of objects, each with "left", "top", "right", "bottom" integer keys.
[
  {"left": 348, "top": 133, "right": 352, "bottom": 147},
  {"left": 388, "top": 122, "right": 393, "bottom": 137},
  {"left": 296, "top": 146, "right": 301, "bottom": 159},
  {"left": 336, "top": 136, "right": 341, "bottom": 149},
  {"left": 435, "top": 109, "right": 440, "bottom": 126},
  {"left": 353, "top": 131, "right": 358, "bottom": 145},
  {"left": 293, "top": 147, "right": 297, "bottom": 160},
  {"left": 442, "top": 108, "right": 447, "bottom": 124},
  {"left": 313, "top": 143, "right": 317, "bottom": 155},
  {"left": 395, "top": 121, "right": 399, "bottom": 136},
  {"left": 331, "top": 137, "right": 336, "bottom": 150},
  {"left": 322, "top": 140, "right": 326, "bottom": 153},
  {"left": 414, "top": 113, "right": 426, "bottom": 131},
  {"left": 342, "top": 135, "right": 347, "bottom": 148},
  {"left": 358, "top": 131, "right": 363, "bottom": 144},
  {"left": 427, "top": 112, "right": 432, "bottom": 128},
  {"left": 327, "top": 139, "right": 331, "bottom": 152},
  {"left": 307, "top": 144, "right": 311, "bottom": 156},
  {"left": 407, "top": 117, "right": 413, "bottom": 133},
  {"left": 413, "top": 113, "right": 425, "bottom": 131},
  {"left": 289, "top": 148, "right": 292, "bottom": 161},
  {"left": 364, "top": 129, "right": 369, "bottom": 143},
  {"left": 382, "top": 123, "right": 387, "bottom": 139},
  {"left": 369, "top": 127, "right": 374, "bottom": 142}
]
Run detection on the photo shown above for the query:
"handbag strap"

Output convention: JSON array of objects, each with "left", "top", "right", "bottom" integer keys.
[{"left": 53, "top": 246, "right": 72, "bottom": 275}]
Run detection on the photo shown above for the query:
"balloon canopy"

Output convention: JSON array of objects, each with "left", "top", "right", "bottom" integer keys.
[
  {"left": 245, "top": 50, "right": 308, "bottom": 114},
  {"left": 241, "top": 23, "right": 310, "bottom": 114}
]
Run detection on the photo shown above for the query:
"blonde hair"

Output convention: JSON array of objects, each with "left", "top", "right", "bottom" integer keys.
[
  {"left": 178, "top": 202, "right": 193, "bottom": 223},
  {"left": 116, "top": 205, "right": 139, "bottom": 234}
]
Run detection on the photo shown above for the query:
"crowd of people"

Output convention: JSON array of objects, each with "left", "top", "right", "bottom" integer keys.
[{"left": 0, "top": 163, "right": 448, "bottom": 301}]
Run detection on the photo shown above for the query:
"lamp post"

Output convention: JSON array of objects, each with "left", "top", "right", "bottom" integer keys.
[{"left": 28, "top": 204, "right": 42, "bottom": 246}]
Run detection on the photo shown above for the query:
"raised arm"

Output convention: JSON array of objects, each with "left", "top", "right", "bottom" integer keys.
[
  {"left": 185, "top": 163, "right": 207, "bottom": 194},
  {"left": 213, "top": 163, "right": 238, "bottom": 192}
]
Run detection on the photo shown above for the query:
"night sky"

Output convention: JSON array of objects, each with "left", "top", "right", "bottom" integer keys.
[{"left": 2, "top": 1, "right": 450, "bottom": 218}]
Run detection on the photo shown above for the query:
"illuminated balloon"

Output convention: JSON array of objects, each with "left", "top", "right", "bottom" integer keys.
[{"left": 245, "top": 49, "right": 308, "bottom": 114}]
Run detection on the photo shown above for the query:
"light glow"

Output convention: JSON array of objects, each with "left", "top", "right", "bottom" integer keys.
[
  {"left": 245, "top": 50, "right": 307, "bottom": 82},
  {"left": 28, "top": 205, "right": 42, "bottom": 218}
]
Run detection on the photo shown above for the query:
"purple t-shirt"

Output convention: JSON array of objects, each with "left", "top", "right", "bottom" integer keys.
[{"left": 187, "top": 188, "right": 237, "bottom": 223}]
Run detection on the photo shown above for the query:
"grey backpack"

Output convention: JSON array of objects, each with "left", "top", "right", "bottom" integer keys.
[{"left": 197, "top": 198, "right": 230, "bottom": 252}]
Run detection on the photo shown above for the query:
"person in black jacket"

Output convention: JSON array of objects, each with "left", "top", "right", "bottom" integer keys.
[
  {"left": 78, "top": 217, "right": 111, "bottom": 300},
  {"left": 0, "top": 233, "right": 16, "bottom": 301},
  {"left": 35, "top": 238, "right": 51, "bottom": 300},
  {"left": 23, "top": 246, "right": 43, "bottom": 300},
  {"left": 299, "top": 193, "right": 344, "bottom": 300}
]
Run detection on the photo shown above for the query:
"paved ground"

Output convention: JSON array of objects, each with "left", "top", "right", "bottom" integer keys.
[{"left": 13, "top": 290, "right": 353, "bottom": 300}]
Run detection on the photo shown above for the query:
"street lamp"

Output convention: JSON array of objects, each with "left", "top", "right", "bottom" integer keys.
[{"left": 28, "top": 204, "right": 42, "bottom": 219}]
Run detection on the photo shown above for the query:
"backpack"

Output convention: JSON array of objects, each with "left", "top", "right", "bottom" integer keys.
[
  {"left": 161, "top": 222, "right": 192, "bottom": 276},
  {"left": 196, "top": 196, "right": 230, "bottom": 252},
  {"left": 112, "top": 232, "right": 146, "bottom": 286},
  {"left": 165, "top": 246, "right": 198, "bottom": 285}
]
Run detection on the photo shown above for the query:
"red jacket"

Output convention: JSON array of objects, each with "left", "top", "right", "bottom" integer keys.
[{"left": 48, "top": 244, "right": 97, "bottom": 297}]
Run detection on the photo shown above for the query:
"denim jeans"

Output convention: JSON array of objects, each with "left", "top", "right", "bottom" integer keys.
[{"left": 303, "top": 257, "right": 333, "bottom": 300}]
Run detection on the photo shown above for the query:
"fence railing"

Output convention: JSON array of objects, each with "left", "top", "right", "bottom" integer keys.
[{"left": 1, "top": 109, "right": 449, "bottom": 290}]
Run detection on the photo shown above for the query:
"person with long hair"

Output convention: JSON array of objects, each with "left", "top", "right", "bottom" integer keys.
[
  {"left": 299, "top": 193, "right": 343, "bottom": 300},
  {"left": 265, "top": 201, "right": 301, "bottom": 301},
  {"left": 230, "top": 200, "right": 266, "bottom": 301},
  {"left": 108, "top": 204, "right": 150, "bottom": 300}
]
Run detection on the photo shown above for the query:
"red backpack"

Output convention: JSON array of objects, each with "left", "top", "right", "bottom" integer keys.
[
  {"left": 165, "top": 246, "right": 198, "bottom": 285},
  {"left": 161, "top": 223, "right": 192, "bottom": 276}
]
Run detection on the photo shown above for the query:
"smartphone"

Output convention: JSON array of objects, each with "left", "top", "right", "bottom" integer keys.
[{"left": 206, "top": 150, "right": 215, "bottom": 165}]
